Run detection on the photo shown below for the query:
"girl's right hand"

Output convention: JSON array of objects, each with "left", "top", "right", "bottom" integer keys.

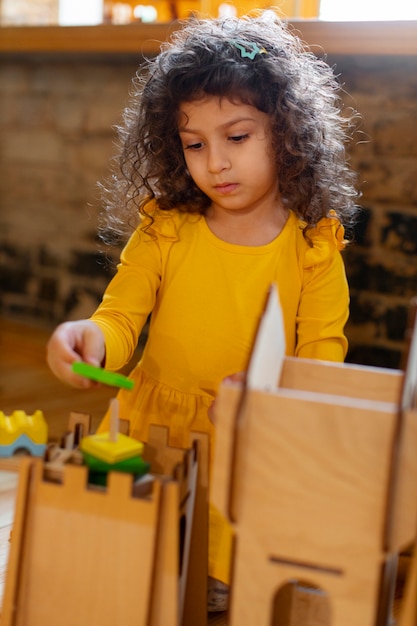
[{"left": 46, "top": 320, "right": 106, "bottom": 388}]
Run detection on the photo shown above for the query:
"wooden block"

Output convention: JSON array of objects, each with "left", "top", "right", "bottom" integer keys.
[
  {"left": 143, "top": 424, "right": 187, "bottom": 475},
  {"left": 0, "top": 424, "right": 210, "bottom": 626},
  {"left": 2, "top": 459, "right": 163, "bottom": 626},
  {"left": 399, "top": 544, "right": 417, "bottom": 626},
  {"left": 67, "top": 412, "right": 91, "bottom": 442},
  {"left": 210, "top": 383, "right": 242, "bottom": 522},
  {"left": 143, "top": 425, "right": 209, "bottom": 626},
  {"left": 180, "top": 437, "right": 208, "bottom": 626},
  {"left": 389, "top": 408, "right": 417, "bottom": 551},
  {"left": 233, "top": 389, "right": 396, "bottom": 558},
  {"left": 149, "top": 480, "right": 180, "bottom": 626},
  {"left": 273, "top": 582, "right": 330, "bottom": 626},
  {"left": 214, "top": 382, "right": 403, "bottom": 626},
  {"left": 280, "top": 357, "right": 403, "bottom": 404}
]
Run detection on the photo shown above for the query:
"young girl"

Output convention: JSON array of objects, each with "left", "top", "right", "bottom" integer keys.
[{"left": 47, "top": 12, "right": 359, "bottom": 611}]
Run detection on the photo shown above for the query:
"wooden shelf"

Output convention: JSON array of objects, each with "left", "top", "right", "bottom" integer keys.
[
  {"left": 0, "top": 20, "right": 416, "bottom": 56},
  {"left": 0, "top": 23, "right": 172, "bottom": 55},
  {"left": 291, "top": 19, "right": 417, "bottom": 55}
]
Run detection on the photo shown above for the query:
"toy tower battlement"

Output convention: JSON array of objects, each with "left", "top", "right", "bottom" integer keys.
[
  {"left": 0, "top": 410, "right": 47, "bottom": 458},
  {"left": 1, "top": 423, "right": 209, "bottom": 626}
]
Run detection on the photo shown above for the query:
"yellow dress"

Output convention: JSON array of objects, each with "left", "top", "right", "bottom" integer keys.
[{"left": 92, "top": 205, "right": 349, "bottom": 583}]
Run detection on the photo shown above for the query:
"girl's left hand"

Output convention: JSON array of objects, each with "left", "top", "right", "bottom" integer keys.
[{"left": 208, "top": 372, "right": 246, "bottom": 424}]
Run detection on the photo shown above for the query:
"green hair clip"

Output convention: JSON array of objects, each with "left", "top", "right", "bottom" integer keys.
[{"left": 231, "top": 39, "right": 267, "bottom": 60}]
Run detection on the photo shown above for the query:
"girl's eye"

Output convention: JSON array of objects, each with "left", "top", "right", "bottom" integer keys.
[
  {"left": 229, "top": 134, "right": 249, "bottom": 143},
  {"left": 184, "top": 142, "right": 203, "bottom": 151}
]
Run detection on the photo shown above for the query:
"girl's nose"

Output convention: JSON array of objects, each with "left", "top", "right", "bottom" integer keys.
[{"left": 207, "top": 146, "right": 231, "bottom": 173}]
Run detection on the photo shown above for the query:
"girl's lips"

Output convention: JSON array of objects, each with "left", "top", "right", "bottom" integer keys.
[{"left": 214, "top": 183, "right": 238, "bottom": 194}]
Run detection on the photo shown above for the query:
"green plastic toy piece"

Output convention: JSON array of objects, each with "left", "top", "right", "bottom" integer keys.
[
  {"left": 72, "top": 362, "right": 134, "bottom": 390},
  {"left": 82, "top": 451, "right": 150, "bottom": 476}
]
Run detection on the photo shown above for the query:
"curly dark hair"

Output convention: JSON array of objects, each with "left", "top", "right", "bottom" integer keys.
[{"left": 100, "top": 11, "right": 360, "bottom": 243}]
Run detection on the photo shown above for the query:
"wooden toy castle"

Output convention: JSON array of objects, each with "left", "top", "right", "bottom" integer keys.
[
  {"left": 0, "top": 421, "right": 210, "bottom": 626},
  {"left": 1, "top": 286, "right": 417, "bottom": 625},
  {"left": 211, "top": 288, "right": 417, "bottom": 626}
]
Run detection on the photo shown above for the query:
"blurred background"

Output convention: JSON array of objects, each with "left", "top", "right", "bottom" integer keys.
[
  {"left": 1, "top": 0, "right": 417, "bottom": 25},
  {"left": 1, "top": 2, "right": 417, "bottom": 378}
]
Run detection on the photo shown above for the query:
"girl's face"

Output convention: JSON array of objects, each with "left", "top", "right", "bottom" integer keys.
[{"left": 178, "top": 96, "right": 280, "bottom": 219}]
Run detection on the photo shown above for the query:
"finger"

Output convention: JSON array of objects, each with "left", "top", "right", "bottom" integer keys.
[
  {"left": 47, "top": 324, "right": 100, "bottom": 388},
  {"left": 81, "top": 325, "right": 106, "bottom": 367}
]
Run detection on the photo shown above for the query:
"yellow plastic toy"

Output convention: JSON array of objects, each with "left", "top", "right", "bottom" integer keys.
[
  {"left": 79, "top": 398, "right": 145, "bottom": 473},
  {"left": 0, "top": 410, "right": 48, "bottom": 457},
  {"left": 80, "top": 430, "right": 144, "bottom": 464}
]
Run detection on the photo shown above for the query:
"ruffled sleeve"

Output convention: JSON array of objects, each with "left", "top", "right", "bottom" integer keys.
[
  {"left": 302, "top": 212, "right": 346, "bottom": 269},
  {"left": 295, "top": 212, "right": 349, "bottom": 362}
]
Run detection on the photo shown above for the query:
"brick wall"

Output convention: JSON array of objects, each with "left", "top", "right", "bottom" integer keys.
[
  {"left": 330, "top": 54, "right": 417, "bottom": 368},
  {"left": 0, "top": 54, "right": 138, "bottom": 324},
  {"left": 1, "top": 51, "right": 416, "bottom": 369}
]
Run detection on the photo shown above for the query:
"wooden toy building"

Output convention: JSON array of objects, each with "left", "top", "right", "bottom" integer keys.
[
  {"left": 0, "top": 420, "right": 210, "bottom": 626},
  {"left": 1, "top": 285, "right": 417, "bottom": 625},
  {"left": 211, "top": 287, "right": 417, "bottom": 626}
]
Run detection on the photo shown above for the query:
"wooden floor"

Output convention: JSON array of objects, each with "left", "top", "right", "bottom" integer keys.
[
  {"left": 0, "top": 317, "right": 227, "bottom": 625},
  {"left": 0, "top": 318, "right": 118, "bottom": 441}
]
